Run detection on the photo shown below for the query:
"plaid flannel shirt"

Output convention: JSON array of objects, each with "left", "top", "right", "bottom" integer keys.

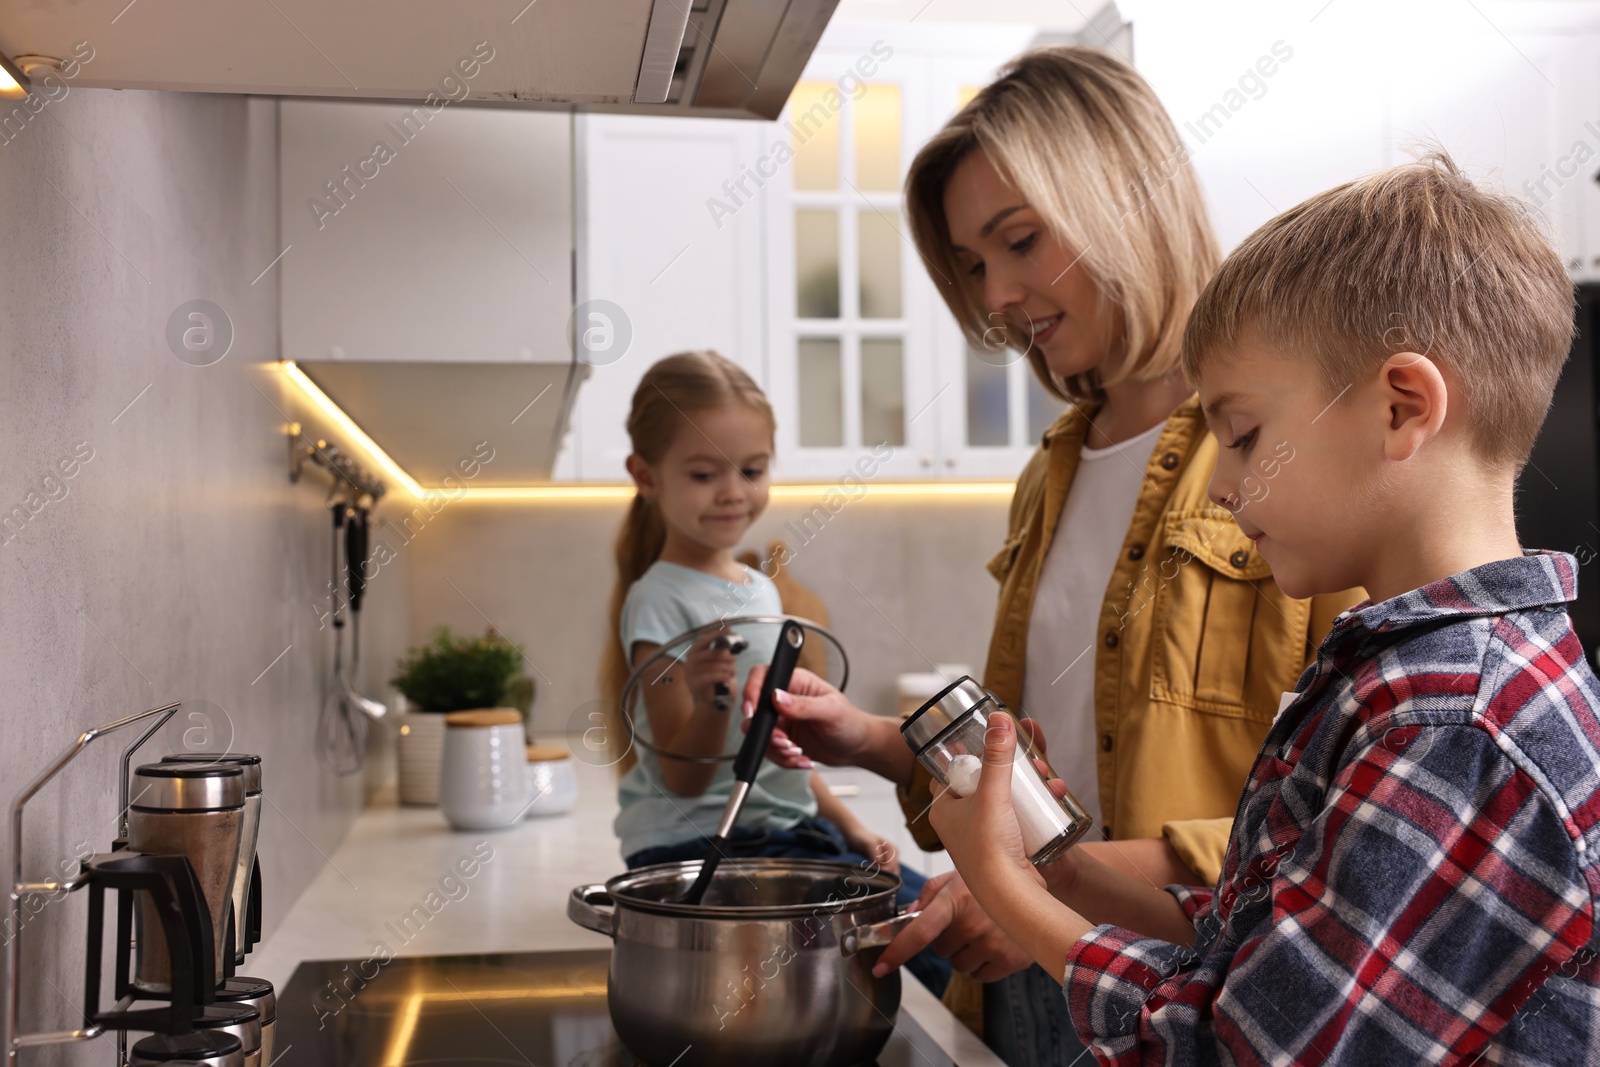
[{"left": 1063, "top": 550, "right": 1600, "bottom": 1065}]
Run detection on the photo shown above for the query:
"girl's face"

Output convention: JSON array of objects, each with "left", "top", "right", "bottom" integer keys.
[
  {"left": 630, "top": 404, "right": 772, "bottom": 555},
  {"left": 943, "top": 151, "right": 1118, "bottom": 381}
]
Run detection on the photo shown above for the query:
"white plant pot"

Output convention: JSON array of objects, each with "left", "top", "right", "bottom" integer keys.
[{"left": 396, "top": 712, "right": 448, "bottom": 806}]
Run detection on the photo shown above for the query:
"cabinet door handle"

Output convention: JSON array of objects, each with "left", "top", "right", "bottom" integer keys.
[{"left": 920, "top": 455, "right": 933, "bottom": 468}]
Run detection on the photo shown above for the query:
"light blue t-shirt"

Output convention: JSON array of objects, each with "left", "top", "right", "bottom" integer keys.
[{"left": 615, "top": 560, "right": 817, "bottom": 859}]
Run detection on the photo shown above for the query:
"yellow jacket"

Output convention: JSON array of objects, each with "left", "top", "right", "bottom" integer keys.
[{"left": 896, "top": 394, "right": 1362, "bottom": 882}]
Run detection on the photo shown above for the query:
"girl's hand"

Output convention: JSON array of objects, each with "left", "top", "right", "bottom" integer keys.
[
  {"left": 840, "top": 824, "right": 900, "bottom": 874},
  {"left": 681, "top": 628, "right": 739, "bottom": 712},
  {"left": 927, "top": 712, "right": 1044, "bottom": 902}
]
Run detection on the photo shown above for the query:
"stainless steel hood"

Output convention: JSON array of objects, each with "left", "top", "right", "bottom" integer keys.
[{"left": 0, "top": 0, "right": 840, "bottom": 121}]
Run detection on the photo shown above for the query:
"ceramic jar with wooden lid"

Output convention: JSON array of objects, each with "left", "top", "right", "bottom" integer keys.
[
  {"left": 439, "top": 709, "right": 532, "bottom": 831},
  {"left": 523, "top": 744, "right": 578, "bottom": 817}
]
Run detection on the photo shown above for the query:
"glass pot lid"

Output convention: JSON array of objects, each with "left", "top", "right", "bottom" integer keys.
[{"left": 617, "top": 614, "right": 849, "bottom": 765}]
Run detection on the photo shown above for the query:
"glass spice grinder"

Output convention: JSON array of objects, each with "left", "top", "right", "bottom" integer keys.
[{"left": 901, "top": 676, "right": 1092, "bottom": 865}]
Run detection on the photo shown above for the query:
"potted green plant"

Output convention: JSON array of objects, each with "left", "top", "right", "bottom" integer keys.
[{"left": 391, "top": 626, "right": 526, "bottom": 805}]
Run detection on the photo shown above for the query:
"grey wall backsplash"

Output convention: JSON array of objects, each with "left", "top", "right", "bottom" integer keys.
[
  {"left": 403, "top": 496, "right": 1012, "bottom": 740},
  {"left": 0, "top": 90, "right": 408, "bottom": 1052}
]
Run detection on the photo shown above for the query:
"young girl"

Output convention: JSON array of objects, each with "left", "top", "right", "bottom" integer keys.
[{"left": 598, "top": 350, "right": 948, "bottom": 993}]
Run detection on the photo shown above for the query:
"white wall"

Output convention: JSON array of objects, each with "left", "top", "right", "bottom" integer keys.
[{"left": 0, "top": 89, "right": 409, "bottom": 1056}]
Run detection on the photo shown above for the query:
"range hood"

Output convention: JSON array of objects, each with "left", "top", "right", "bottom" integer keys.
[{"left": 1, "top": 0, "right": 839, "bottom": 120}]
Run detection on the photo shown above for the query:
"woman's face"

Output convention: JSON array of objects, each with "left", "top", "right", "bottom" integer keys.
[{"left": 943, "top": 151, "right": 1118, "bottom": 381}]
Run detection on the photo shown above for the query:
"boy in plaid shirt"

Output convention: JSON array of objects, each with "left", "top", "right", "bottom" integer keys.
[{"left": 930, "top": 153, "right": 1600, "bottom": 1064}]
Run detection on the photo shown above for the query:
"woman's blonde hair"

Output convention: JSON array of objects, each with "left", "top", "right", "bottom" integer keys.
[
  {"left": 599, "top": 351, "right": 776, "bottom": 774},
  {"left": 906, "top": 45, "right": 1220, "bottom": 405}
]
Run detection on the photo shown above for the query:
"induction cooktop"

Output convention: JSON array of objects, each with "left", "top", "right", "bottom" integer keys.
[{"left": 277, "top": 948, "right": 960, "bottom": 1066}]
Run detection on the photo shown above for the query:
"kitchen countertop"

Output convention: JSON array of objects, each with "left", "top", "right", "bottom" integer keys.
[{"left": 250, "top": 752, "right": 992, "bottom": 1063}]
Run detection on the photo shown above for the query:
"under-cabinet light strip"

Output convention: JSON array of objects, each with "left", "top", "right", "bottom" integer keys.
[
  {"left": 280, "top": 361, "right": 1015, "bottom": 503},
  {"left": 282, "top": 360, "right": 426, "bottom": 499}
]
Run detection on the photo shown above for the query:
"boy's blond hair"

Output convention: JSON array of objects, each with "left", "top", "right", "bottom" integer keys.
[
  {"left": 1181, "top": 152, "right": 1575, "bottom": 471},
  {"left": 905, "top": 46, "right": 1219, "bottom": 404}
]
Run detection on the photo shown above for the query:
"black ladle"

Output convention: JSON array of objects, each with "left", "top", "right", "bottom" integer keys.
[{"left": 678, "top": 619, "right": 806, "bottom": 905}]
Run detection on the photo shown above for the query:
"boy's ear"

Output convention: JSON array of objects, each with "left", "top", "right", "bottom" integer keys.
[
  {"left": 625, "top": 454, "right": 655, "bottom": 498},
  {"left": 1379, "top": 351, "right": 1449, "bottom": 462}
]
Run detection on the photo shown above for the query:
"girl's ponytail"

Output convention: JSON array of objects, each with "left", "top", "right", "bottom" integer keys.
[
  {"left": 598, "top": 350, "right": 774, "bottom": 774},
  {"left": 599, "top": 495, "right": 664, "bottom": 774}
]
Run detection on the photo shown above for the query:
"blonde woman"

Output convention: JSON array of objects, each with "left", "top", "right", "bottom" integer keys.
[{"left": 742, "top": 46, "right": 1362, "bottom": 1062}]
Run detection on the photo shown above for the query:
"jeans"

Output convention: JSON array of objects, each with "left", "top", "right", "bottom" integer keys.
[
  {"left": 626, "top": 816, "right": 952, "bottom": 998},
  {"left": 983, "top": 962, "right": 1094, "bottom": 1066}
]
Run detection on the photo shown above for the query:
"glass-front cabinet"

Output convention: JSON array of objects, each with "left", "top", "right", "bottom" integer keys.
[{"left": 766, "top": 25, "right": 1063, "bottom": 481}]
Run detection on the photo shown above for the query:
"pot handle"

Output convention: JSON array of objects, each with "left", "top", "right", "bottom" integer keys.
[
  {"left": 567, "top": 884, "right": 617, "bottom": 938},
  {"left": 840, "top": 908, "right": 922, "bottom": 957}
]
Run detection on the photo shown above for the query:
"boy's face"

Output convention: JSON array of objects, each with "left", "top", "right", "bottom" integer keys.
[{"left": 1198, "top": 339, "right": 1381, "bottom": 601}]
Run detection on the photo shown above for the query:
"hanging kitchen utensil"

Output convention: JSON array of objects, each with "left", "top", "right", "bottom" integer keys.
[
  {"left": 341, "top": 505, "right": 386, "bottom": 722},
  {"left": 617, "top": 616, "right": 848, "bottom": 765},
  {"left": 678, "top": 619, "right": 805, "bottom": 906},
  {"left": 316, "top": 505, "right": 368, "bottom": 775}
]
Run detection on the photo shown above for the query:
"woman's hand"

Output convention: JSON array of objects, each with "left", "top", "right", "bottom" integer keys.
[
  {"left": 927, "top": 712, "right": 1046, "bottom": 904},
  {"left": 741, "top": 666, "right": 913, "bottom": 783},
  {"left": 872, "top": 871, "right": 1035, "bottom": 982}
]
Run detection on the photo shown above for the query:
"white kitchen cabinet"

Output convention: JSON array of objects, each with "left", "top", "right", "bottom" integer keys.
[
  {"left": 278, "top": 100, "right": 582, "bottom": 485},
  {"left": 557, "top": 113, "right": 769, "bottom": 482},
  {"left": 279, "top": 101, "right": 574, "bottom": 365}
]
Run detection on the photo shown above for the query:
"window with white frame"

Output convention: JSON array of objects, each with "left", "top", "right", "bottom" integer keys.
[
  {"left": 769, "top": 40, "right": 1065, "bottom": 480},
  {"left": 787, "top": 78, "right": 910, "bottom": 455}
]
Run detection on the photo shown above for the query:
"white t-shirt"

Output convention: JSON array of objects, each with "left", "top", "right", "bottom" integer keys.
[{"left": 1020, "top": 418, "right": 1168, "bottom": 835}]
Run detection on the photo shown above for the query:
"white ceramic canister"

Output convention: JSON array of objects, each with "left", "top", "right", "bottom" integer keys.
[
  {"left": 523, "top": 744, "right": 578, "bottom": 817},
  {"left": 439, "top": 710, "right": 534, "bottom": 831}
]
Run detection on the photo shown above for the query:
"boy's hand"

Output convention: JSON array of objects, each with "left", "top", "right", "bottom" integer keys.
[{"left": 927, "top": 711, "right": 1043, "bottom": 902}]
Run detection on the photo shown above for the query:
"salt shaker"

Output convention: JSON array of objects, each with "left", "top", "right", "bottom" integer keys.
[{"left": 901, "top": 676, "right": 1092, "bottom": 865}]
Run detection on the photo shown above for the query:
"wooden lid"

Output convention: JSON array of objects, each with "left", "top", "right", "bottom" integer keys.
[
  {"left": 444, "top": 709, "right": 523, "bottom": 728},
  {"left": 525, "top": 744, "right": 570, "bottom": 762}
]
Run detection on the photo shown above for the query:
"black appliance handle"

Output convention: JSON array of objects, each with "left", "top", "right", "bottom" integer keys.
[
  {"left": 245, "top": 851, "right": 262, "bottom": 952},
  {"left": 81, "top": 851, "right": 215, "bottom": 1035}
]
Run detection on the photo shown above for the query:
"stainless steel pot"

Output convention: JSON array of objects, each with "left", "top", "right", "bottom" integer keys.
[{"left": 568, "top": 859, "right": 910, "bottom": 1067}]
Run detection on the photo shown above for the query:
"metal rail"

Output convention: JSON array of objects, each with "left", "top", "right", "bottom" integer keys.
[{"left": 4, "top": 701, "right": 180, "bottom": 1066}]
